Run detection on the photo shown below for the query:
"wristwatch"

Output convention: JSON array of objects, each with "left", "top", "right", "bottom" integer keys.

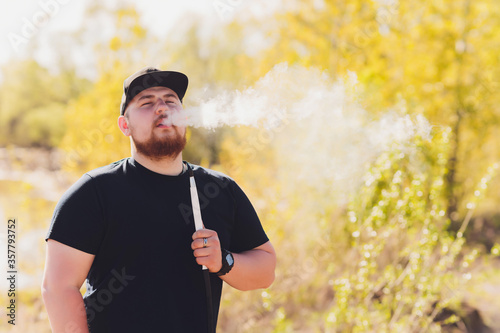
[{"left": 216, "top": 249, "right": 234, "bottom": 276}]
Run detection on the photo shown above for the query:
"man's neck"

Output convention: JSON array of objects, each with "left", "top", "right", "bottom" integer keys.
[{"left": 132, "top": 151, "right": 184, "bottom": 176}]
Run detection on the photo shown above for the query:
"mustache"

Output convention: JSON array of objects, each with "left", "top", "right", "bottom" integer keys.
[{"left": 154, "top": 114, "right": 169, "bottom": 126}]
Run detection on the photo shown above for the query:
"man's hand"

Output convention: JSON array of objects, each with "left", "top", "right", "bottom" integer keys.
[
  {"left": 191, "top": 229, "right": 222, "bottom": 273},
  {"left": 192, "top": 229, "right": 276, "bottom": 291}
]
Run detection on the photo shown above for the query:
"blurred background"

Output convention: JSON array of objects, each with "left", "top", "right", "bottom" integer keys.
[{"left": 0, "top": 0, "right": 499, "bottom": 332}]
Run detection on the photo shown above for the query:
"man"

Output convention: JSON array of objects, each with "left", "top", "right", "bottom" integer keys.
[{"left": 42, "top": 67, "right": 276, "bottom": 333}]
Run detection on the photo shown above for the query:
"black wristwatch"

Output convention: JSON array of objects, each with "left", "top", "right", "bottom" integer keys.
[{"left": 216, "top": 249, "right": 234, "bottom": 276}]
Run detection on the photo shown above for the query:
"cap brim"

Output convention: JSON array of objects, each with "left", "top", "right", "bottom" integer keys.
[{"left": 121, "top": 71, "right": 188, "bottom": 115}]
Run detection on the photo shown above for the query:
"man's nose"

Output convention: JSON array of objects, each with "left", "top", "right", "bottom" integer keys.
[{"left": 155, "top": 99, "right": 167, "bottom": 114}]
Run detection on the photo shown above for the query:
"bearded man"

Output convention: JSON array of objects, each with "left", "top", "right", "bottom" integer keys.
[{"left": 42, "top": 67, "right": 276, "bottom": 333}]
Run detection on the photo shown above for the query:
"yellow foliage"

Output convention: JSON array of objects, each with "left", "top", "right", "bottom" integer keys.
[
  {"left": 259, "top": 0, "right": 500, "bottom": 221},
  {"left": 11, "top": 1, "right": 496, "bottom": 331},
  {"left": 60, "top": 62, "right": 130, "bottom": 175}
]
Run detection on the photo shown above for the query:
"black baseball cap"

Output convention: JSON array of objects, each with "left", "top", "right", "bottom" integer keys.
[{"left": 120, "top": 67, "right": 188, "bottom": 115}]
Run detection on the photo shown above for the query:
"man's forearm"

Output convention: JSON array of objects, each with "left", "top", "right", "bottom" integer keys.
[
  {"left": 42, "top": 286, "right": 89, "bottom": 333},
  {"left": 220, "top": 245, "right": 276, "bottom": 291}
]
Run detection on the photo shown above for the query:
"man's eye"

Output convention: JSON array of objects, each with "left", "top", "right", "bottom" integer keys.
[{"left": 142, "top": 102, "right": 152, "bottom": 106}]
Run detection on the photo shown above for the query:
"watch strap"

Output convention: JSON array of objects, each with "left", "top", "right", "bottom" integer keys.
[{"left": 216, "top": 249, "right": 234, "bottom": 276}]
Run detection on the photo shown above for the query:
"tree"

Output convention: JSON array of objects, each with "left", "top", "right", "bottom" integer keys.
[
  {"left": 0, "top": 59, "right": 88, "bottom": 148},
  {"left": 257, "top": 0, "right": 500, "bottom": 224},
  {"left": 59, "top": 4, "right": 156, "bottom": 174}
]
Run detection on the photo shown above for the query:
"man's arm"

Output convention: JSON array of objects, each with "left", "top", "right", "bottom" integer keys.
[
  {"left": 42, "top": 239, "right": 95, "bottom": 333},
  {"left": 220, "top": 241, "right": 276, "bottom": 291},
  {"left": 192, "top": 230, "right": 276, "bottom": 291}
]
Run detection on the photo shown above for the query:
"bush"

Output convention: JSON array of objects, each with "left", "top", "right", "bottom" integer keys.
[{"left": 217, "top": 124, "right": 480, "bottom": 332}]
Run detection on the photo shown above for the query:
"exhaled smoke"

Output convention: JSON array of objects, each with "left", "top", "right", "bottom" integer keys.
[
  {"left": 172, "top": 63, "right": 350, "bottom": 129},
  {"left": 173, "top": 63, "right": 431, "bottom": 199}
]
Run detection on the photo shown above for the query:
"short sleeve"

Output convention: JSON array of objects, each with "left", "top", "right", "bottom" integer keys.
[
  {"left": 45, "top": 174, "right": 106, "bottom": 255},
  {"left": 228, "top": 181, "right": 269, "bottom": 253}
]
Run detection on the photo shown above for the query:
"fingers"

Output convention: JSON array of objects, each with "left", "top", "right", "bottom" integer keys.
[
  {"left": 191, "top": 228, "right": 220, "bottom": 250},
  {"left": 191, "top": 235, "right": 220, "bottom": 250},
  {"left": 192, "top": 228, "right": 217, "bottom": 241},
  {"left": 191, "top": 228, "right": 222, "bottom": 273},
  {"left": 192, "top": 247, "right": 212, "bottom": 258},
  {"left": 193, "top": 244, "right": 221, "bottom": 272}
]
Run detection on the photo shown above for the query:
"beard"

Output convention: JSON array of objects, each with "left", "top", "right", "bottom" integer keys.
[{"left": 131, "top": 125, "right": 187, "bottom": 161}]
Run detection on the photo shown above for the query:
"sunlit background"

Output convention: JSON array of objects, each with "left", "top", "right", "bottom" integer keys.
[{"left": 1, "top": 0, "right": 500, "bottom": 332}]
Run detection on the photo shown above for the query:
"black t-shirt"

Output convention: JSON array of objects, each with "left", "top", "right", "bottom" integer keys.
[{"left": 45, "top": 158, "right": 269, "bottom": 332}]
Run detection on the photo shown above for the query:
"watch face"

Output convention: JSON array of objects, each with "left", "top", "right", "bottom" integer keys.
[{"left": 226, "top": 253, "right": 234, "bottom": 266}]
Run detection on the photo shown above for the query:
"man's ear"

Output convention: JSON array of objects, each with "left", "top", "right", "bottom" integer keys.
[{"left": 118, "top": 115, "right": 131, "bottom": 136}]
